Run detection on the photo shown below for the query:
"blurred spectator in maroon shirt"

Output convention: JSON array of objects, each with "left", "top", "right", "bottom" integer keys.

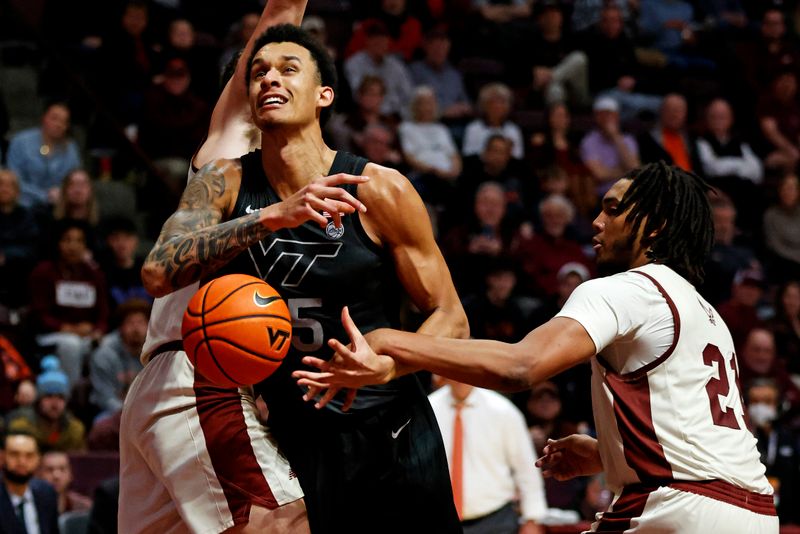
[
  {"left": 757, "top": 69, "right": 800, "bottom": 174},
  {"left": 739, "top": 327, "right": 800, "bottom": 417},
  {"left": 740, "top": 8, "right": 800, "bottom": 98},
  {"left": 512, "top": 194, "right": 594, "bottom": 299},
  {"left": 30, "top": 219, "right": 109, "bottom": 388},
  {"left": 38, "top": 451, "right": 93, "bottom": 515},
  {"left": 138, "top": 57, "right": 210, "bottom": 198},
  {"left": 717, "top": 267, "right": 766, "bottom": 353},
  {"left": 766, "top": 280, "right": 800, "bottom": 376},
  {"left": 763, "top": 172, "right": 800, "bottom": 284},
  {"left": 345, "top": 0, "right": 424, "bottom": 62}
]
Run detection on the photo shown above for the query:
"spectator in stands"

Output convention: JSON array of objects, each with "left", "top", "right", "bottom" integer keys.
[
  {"left": 408, "top": 26, "right": 473, "bottom": 139},
  {"left": 717, "top": 267, "right": 767, "bottom": 352},
  {"left": 0, "top": 169, "right": 40, "bottom": 315},
  {"left": 701, "top": 195, "right": 759, "bottom": 305},
  {"left": 579, "top": 96, "right": 640, "bottom": 198},
  {"left": 218, "top": 11, "right": 259, "bottom": 74},
  {"left": 697, "top": 98, "right": 764, "bottom": 229},
  {"left": 462, "top": 82, "right": 525, "bottom": 160},
  {"left": 571, "top": 0, "right": 633, "bottom": 33},
  {"left": 577, "top": 474, "right": 613, "bottom": 523},
  {"left": 398, "top": 86, "right": 462, "bottom": 213},
  {"left": 5, "top": 102, "right": 81, "bottom": 210},
  {"left": 757, "top": 69, "right": 800, "bottom": 174},
  {"left": 528, "top": 103, "right": 594, "bottom": 209},
  {"left": 87, "top": 400, "right": 123, "bottom": 452},
  {"left": 0, "top": 335, "right": 33, "bottom": 415},
  {"left": 98, "top": 0, "right": 161, "bottom": 126},
  {"left": 578, "top": 4, "right": 663, "bottom": 122},
  {"left": 524, "top": 1, "right": 590, "bottom": 108},
  {"left": 458, "top": 134, "right": 530, "bottom": 226},
  {"left": 51, "top": 168, "right": 100, "bottom": 229},
  {"left": 97, "top": 216, "right": 150, "bottom": 314},
  {"left": 744, "top": 378, "right": 800, "bottom": 525},
  {"left": 162, "top": 17, "right": 219, "bottom": 102},
  {"left": 89, "top": 299, "right": 148, "bottom": 416},
  {"left": 763, "top": 172, "right": 800, "bottom": 284},
  {"left": 0, "top": 430, "right": 60, "bottom": 534},
  {"left": 355, "top": 123, "right": 406, "bottom": 173},
  {"left": 345, "top": 0, "right": 424, "bottom": 62},
  {"left": 326, "top": 75, "right": 397, "bottom": 154},
  {"left": 344, "top": 19, "right": 415, "bottom": 119},
  {"left": 463, "top": 0, "right": 535, "bottom": 61},
  {"left": 525, "top": 381, "right": 579, "bottom": 456},
  {"left": 767, "top": 280, "right": 800, "bottom": 375},
  {"left": 461, "top": 258, "right": 532, "bottom": 343},
  {"left": 441, "top": 181, "right": 517, "bottom": 294},
  {"left": 429, "top": 376, "right": 548, "bottom": 533},
  {"left": 29, "top": 219, "right": 109, "bottom": 388},
  {"left": 512, "top": 194, "right": 594, "bottom": 299},
  {"left": 6, "top": 356, "right": 86, "bottom": 452},
  {"left": 637, "top": 93, "right": 700, "bottom": 172},
  {"left": 740, "top": 8, "right": 800, "bottom": 98},
  {"left": 138, "top": 56, "right": 210, "bottom": 197},
  {"left": 37, "top": 450, "right": 93, "bottom": 515},
  {"left": 637, "top": 0, "right": 716, "bottom": 73},
  {"left": 738, "top": 328, "right": 799, "bottom": 407}
]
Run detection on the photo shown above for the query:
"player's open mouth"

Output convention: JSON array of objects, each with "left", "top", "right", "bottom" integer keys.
[
  {"left": 259, "top": 94, "right": 288, "bottom": 108},
  {"left": 592, "top": 238, "right": 602, "bottom": 251}
]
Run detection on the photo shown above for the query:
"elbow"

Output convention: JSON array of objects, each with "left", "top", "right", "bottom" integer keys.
[
  {"left": 141, "top": 263, "right": 170, "bottom": 298},
  {"left": 452, "top": 309, "right": 470, "bottom": 340}
]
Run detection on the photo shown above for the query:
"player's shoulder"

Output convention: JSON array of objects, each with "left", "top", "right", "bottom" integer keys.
[{"left": 357, "top": 162, "right": 415, "bottom": 204}]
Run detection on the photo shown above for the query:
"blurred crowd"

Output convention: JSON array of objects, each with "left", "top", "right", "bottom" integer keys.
[{"left": 0, "top": 0, "right": 800, "bottom": 529}]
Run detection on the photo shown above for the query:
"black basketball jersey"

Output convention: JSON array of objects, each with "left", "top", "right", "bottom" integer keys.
[{"left": 212, "top": 149, "right": 418, "bottom": 415}]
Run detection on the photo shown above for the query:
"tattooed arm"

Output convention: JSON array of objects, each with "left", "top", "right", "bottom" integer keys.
[{"left": 141, "top": 159, "right": 370, "bottom": 298}]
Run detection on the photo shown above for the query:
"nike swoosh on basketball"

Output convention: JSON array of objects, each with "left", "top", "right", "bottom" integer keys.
[
  {"left": 391, "top": 418, "right": 412, "bottom": 439},
  {"left": 245, "top": 204, "right": 261, "bottom": 214},
  {"left": 253, "top": 292, "right": 281, "bottom": 307}
]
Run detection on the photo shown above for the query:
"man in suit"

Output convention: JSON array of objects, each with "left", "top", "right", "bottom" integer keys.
[{"left": 0, "top": 430, "right": 60, "bottom": 534}]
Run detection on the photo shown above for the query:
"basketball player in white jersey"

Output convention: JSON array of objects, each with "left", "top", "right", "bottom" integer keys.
[
  {"left": 295, "top": 161, "right": 780, "bottom": 533},
  {"left": 119, "top": 2, "right": 326, "bottom": 533}
]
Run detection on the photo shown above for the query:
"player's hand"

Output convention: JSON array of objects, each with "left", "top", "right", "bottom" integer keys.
[
  {"left": 535, "top": 434, "right": 603, "bottom": 481},
  {"left": 261, "top": 173, "right": 368, "bottom": 231},
  {"left": 293, "top": 306, "right": 396, "bottom": 410}
]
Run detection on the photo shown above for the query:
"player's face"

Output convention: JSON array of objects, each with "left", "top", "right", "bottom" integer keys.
[
  {"left": 249, "top": 42, "right": 332, "bottom": 130},
  {"left": 592, "top": 179, "right": 649, "bottom": 275}
]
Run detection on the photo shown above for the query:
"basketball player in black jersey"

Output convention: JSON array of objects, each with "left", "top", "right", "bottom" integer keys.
[{"left": 141, "top": 23, "right": 468, "bottom": 534}]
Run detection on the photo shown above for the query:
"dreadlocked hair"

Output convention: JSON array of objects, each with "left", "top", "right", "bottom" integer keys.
[{"left": 617, "top": 161, "right": 714, "bottom": 286}]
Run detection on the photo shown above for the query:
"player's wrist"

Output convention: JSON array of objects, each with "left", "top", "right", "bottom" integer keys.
[{"left": 258, "top": 205, "right": 282, "bottom": 232}]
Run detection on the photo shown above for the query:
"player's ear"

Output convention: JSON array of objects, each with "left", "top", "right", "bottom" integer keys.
[{"left": 317, "top": 86, "right": 334, "bottom": 109}]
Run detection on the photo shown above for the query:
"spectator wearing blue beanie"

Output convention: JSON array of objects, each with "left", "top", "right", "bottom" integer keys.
[{"left": 6, "top": 356, "right": 86, "bottom": 452}]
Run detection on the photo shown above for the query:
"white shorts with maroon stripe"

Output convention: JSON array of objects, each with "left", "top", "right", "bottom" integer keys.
[
  {"left": 119, "top": 348, "right": 303, "bottom": 534},
  {"left": 588, "top": 480, "right": 778, "bottom": 533}
]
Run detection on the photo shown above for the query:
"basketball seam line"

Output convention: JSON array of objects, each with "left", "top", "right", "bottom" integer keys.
[
  {"left": 182, "top": 313, "right": 292, "bottom": 339},
  {"left": 192, "top": 280, "right": 267, "bottom": 315},
  {"left": 200, "top": 278, "right": 240, "bottom": 386},
  {"left": 201, "top": 337, "right": 285, "bottom": 363}
]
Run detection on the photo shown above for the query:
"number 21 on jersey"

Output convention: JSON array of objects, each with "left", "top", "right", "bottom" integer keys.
[{"left": 702, "top": 343, "right": 744, "bottom": 430}]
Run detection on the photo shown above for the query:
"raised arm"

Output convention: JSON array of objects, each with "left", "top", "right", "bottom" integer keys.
[
  {"left": 196, "top": 0, "right": 308, "bottom": 165},
  {"left": 141, "top": 159, "right": 369, "bottom": 297}
]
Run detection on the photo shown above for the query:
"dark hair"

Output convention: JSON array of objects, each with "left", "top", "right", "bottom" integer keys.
[
  {"left": 220, "top": 48, "right": 244, "bottom": 94},
  {"left": 618, "top": 161, "right": 714, "bottom": 285},
  {"left": 246, "top": 23, "right": 337, "bottom": 126},
  {"left": 115, "top": 297, "right": 152, "bottom": 324}
]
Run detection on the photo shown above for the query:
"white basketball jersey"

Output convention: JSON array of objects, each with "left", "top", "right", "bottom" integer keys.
[
  {"left": 558, "top": 263, "right": 771, "bottom": 495},
  {"left": 141, "top": 167, "right": 200, "bottom": 363}
]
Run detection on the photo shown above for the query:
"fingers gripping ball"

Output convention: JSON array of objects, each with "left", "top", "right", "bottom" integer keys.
[{"left": 182, "top": 274, "right": 292, "bottom": 387}]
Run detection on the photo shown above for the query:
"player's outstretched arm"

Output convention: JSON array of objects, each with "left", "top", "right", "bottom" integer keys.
[
  {"left": 535, "top": 435, "right": 603, "bottom": 481},
  {"left": 295, "top": 309, "right": 596, "bottom": 400},
  {"left": 142, "top": 161, "right": 368, "bottom": 297},
  {"left": 197, "top": 0, "right": 308, "bottom": 166}
]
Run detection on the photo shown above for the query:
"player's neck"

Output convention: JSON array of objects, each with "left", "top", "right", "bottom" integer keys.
[{"left": 259, "top": 127, "right": 336, "bottom": 196}]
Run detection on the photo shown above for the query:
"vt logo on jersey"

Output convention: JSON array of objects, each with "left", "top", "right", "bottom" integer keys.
[
  {"left": 248, "top": 239, "right": 342, "bottom": 288},
  {"left": 322, "top": 211, "right": 345, "bottom": 240},
  {"left": 268, "top": 326, "right": 290, "bottom": 351}
]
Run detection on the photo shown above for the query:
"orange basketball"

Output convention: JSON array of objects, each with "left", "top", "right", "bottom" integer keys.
[{"left": 181, "top": 274, "right": 292, "bottom": 388}]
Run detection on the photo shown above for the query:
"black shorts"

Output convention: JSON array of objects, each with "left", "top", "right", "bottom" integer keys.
[{"left": 268, "top": 382, "right": 463, "bottom": 534}]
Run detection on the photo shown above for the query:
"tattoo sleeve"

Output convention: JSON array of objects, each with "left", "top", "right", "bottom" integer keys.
[{"left": 143, "top": 160, "right": 272, "bottom": 292}]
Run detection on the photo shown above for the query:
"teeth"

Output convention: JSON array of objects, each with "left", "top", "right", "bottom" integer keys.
[{"left": 261, "top": 95, "right": 286, "bottom": 106}]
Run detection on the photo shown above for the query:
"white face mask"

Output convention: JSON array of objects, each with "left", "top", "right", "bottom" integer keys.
[{"left": 748, "top": 403, "right": 777, "bottom": 427}]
